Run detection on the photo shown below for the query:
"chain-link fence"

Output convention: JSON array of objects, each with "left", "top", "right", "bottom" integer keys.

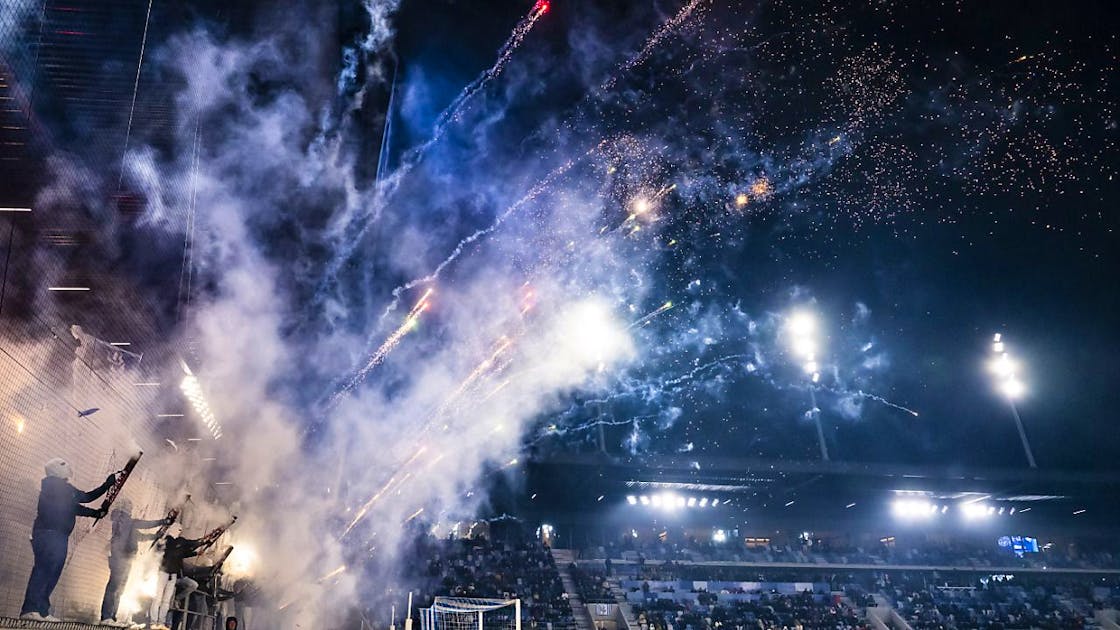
[{"left": 0, "top": 313, "right": 180, "bottom": 621}]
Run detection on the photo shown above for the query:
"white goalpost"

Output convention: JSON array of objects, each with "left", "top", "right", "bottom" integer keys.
[{"left": 420, "top": 597, "right": 521, "bottom": 630}]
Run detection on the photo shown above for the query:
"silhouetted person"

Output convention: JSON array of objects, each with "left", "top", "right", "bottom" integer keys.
[
  {"left": 20, "top": 458, "right": 117, "bottom": 621},
  {"left": 100, "top": 498, "right": 168, "bottom": 625}
]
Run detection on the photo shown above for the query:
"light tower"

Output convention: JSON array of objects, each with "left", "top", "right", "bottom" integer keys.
[
  {"left": 989, "top": 333, "right": 1036, "bottom": 468},
  {"left": 787, "top": 311, "right": 828, "bottom": 461}
]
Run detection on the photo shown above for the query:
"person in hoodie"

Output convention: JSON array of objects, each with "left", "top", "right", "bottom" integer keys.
[
  {"left": 99, "top": 498, "right": 169, "bottom": 626},
  {"left": 20, "top": 457, "right": 119, "bottom": 621}
]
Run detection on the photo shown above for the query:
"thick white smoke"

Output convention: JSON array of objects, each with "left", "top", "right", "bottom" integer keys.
[{"left": 106, "top": 4, "right": 649, "bottom": 625}]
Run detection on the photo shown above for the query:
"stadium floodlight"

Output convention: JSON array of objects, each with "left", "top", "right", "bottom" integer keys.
[
  {"left": 1001, "top": 379, "right": 1026, "bottom": 399},
  {"left": 711, "top": 499, "right": 720, "bottom": 507},
  {"left": 626, "top": 495, "right": 637, "bottom": 505},
  {"left": 699, "top": 497, "right": 708, "bottom": 507},
  {"left": 988, "top": 333, "right": 1037, "bottom": 468},
  {"left": 651, "top": 494, "right": 662, "bottom": 507},
  {"left": 786, "top": 309, "right": 828, "bottom": 460},
  {"left": 639, "top": 495, "right": 650, "bottom": 506},
  {"left": 961, "top": 502, "right": 994, "bottom": 520},
  {"left": 686, "top": 497, "right": 697, "bottom": 507},
  {"left": 674, "top": 495, "right": 686, "bottom": 509},
  {"left": 713, "top": 529, "right": 728, "bottom": 543},
  {"left": 892, "top": 499, "right": 938, "bottom": 520}
]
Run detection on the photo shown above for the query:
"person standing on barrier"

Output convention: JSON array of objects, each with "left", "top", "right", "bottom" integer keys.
[
  {"left": 20, "top": 458, "right": 118, "bottom": 622},
  {"left": 100, "top": 498, "right": 169, "bottom": 626},
  {"left": 149, "top": 523, "right": 204, "bottom": 630}
]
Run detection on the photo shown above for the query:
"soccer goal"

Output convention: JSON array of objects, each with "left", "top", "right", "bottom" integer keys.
[{"left": 420, "top": 597, "right": 521, "bottom": 630}]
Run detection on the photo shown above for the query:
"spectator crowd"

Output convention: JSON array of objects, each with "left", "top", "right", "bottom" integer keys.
[{"left": 414, "top": 532, "right": 576, "bottom": 630}]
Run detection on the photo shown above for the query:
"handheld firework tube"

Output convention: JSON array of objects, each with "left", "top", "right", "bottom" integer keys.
[
  {"left": 148, "top": 500, "right": 186, "bottom": 551},
  {"left": 213, "top": 545, "right": 235, "bottom": 572},
  {"left": 90, "top": 451, "right": 143, "bottom": 529},
  {"left": 196, "top": 515, "right": 238, "bottom": 553}
]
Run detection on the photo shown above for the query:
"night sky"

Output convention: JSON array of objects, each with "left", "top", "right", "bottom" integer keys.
[
  {"left": 4, "top": 0, "right": 1117, "bottom": 474},
  {"left": 388, "top": 0, "right": 1118, "bottom": 470}
]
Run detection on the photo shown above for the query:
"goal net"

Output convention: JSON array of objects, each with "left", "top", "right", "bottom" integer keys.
[{"left": 420, "top": 597, "right": 521, "bottom": 630}]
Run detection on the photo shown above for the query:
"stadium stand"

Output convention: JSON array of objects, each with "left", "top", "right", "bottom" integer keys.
[
  {"left": 570, "top": 564, "right": 615, "bottom": 603},
  {"left": 415, "top": 533, "right": 576, "bottom": 630},
  {"left": 585, "top": 538, "right": 1120, "bottom": 572}
]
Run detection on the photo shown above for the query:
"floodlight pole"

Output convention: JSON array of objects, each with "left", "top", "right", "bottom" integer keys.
[
  {"left": 809, "top": 387, "right": 829, "bottom": 461},
  {"left": 1008, "top": 401, "right": 1037, "bottom": 469}
]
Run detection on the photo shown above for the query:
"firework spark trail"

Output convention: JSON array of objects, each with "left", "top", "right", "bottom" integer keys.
[
  {"left": 480, "top": 377, "right": 512, "bottom": 403},
  {"left": 329, "top": 288, "right": 433, "bottom": 406},
  {"left": 317, "top": 2, "right": 550, "bottom": 289},
  {"left": 532, "top": 415, "right": 636, "bottom": 443},
  {"left": 376, "top": 143, "right": 604, "bottom": 325},
  {"left": 630, "top": 301, "right": 674, "bottom": 329},
  {"left": 341, "top": 446, "right": 428, "bottom": 538},
  {"left": 345, "top": 325, "right": 527, "bottom": 539},
  {"left": 344, "top": 449, "right": 449, "bottom": 537},
  {"left": 820, "top": 386, "right": 919, "bottom": 417},
  {"left": 438, "top": 336, "right": 515, "bottom": 414},
  {"left": 341, "top": 473, "right": 400, "bottom": 538},
  {"left": 430, "top": 288, "right": 532, "bottom": 417},
  {"left": 318, "top": 565, "right": 347, "bottom": 582},
  {"left": 417, "top": 335, "right": 519, "bottom": 431},
  {"left": 431, "top": 1, "right": 550, "bottom": 135},
  {"left": 402, "top": 507, "right": 425, "bottom": 523},
  {"left": 378, "top": 0, "right": 552, "bottom": 186},
  {"left": 276, "top": 564, "right": 349, "bottom": 612},
  {"left": 661, "top": 354, "right": 752, "bottom": 388},
  {"left": 337, "top": 331, "right": 531, "bottom": 537},
  {"left": 602, "top": 0, "right": 708, "bottom": 91},
  {"left": 542, "top": 355, "right": 753, "bottom": 434}
]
